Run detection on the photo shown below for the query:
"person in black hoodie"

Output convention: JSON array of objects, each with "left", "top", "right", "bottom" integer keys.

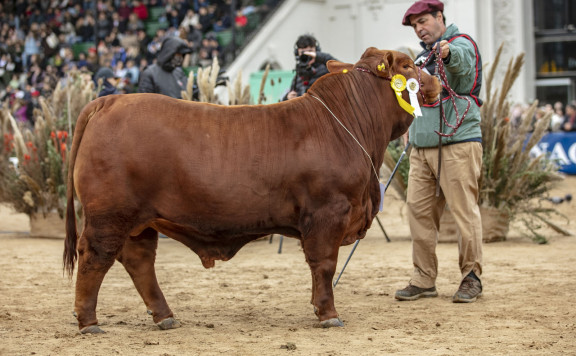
[{"left": 138, "top": 36, "right": 192, "bottom": 99}]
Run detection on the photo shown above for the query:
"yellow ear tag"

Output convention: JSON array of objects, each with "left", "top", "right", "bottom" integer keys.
[
  {"left": 378, "top": 63, "right": 385, "bottom": 72},
  {"left": 343, "top": 69, "right": 348, "bottom": 73},
  {"left": 390, "top": 74, "right": 415, "bottom": 116}
]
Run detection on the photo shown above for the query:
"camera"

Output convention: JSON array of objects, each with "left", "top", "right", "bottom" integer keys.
[
  {"left": 296, "top": 53, "right": 313, "bottom": 78},
  {"left": 298, "top": 54, "right": 310, "bottom": 63}
]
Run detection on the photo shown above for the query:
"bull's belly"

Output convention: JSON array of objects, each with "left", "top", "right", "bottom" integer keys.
[
  {"left": 148, "top": 216, "right": 300, "bottom": 240},
  {"left": 144, "top": 217, "right": 301, "bottom": 268}
]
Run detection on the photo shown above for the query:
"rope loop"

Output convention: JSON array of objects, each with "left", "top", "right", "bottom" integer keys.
[{"left": 419, "top": 44, "right": 471, "bottom": 137}]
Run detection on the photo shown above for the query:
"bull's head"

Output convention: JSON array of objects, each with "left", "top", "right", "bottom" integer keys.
[{"left": 327, "top": 47, "right": 441, "bottom": 105}]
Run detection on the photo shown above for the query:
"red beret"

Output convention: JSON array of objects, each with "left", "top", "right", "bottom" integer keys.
[{"left": 402, "top": 0, "right": 444, "bottom": 26}]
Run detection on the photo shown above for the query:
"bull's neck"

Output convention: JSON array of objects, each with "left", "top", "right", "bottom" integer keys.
[
  {"left": 308, "top": 93, "right": 381, "bottom": 180},
  {"left": 306, "top": 72, "right": 401, "bottom": 169}
]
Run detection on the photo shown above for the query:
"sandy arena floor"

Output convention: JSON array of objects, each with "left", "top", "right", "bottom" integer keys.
[{"left": 0, "top": 177, "right": 575, "bottom": 355}]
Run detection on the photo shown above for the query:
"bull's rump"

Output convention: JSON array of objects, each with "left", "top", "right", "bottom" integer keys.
[{"left": 74, "top": 94, "right": 372, "bottom": 238}]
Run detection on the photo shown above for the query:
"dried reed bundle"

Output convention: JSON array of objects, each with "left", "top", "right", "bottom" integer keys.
[
  {"left": 181, "top": 69, "right": 196, "bottom": 101},
  {"left": 0, "top": 71, "right": 92, "bottom": 216},
  {"left": 227, "top": 69, "right": 251, "bottom": 106},
  {"left": 5, "top": 110, "right": 28, "bottom": 159},
  {"left": 197, "top": 58, "right": 221, "bottom": 103},
  {"left": 257, "top": 64, "right": 270, "bottom": 104},
  {"left": 479, "top": 45, "right": 564, "bottom": 243}
]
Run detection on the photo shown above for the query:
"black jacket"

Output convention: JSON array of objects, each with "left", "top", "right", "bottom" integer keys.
[
  {"left": 98, "top": 80, "right": 119, "bottom": 97},
  {"left": 138, "top": 37, "right": 192, "bottom": 99},
  {"left": 282, "top": 51, "right": 337, "bottom": 101}
]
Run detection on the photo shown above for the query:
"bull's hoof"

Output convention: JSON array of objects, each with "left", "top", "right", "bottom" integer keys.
[
  {"left": 80, "top": 325, "right": 106, "bottom": 334},
  {"left": 319, "top": 317, "right": 344, "bottom": 328},
  {"left": 156, "top": 317, "right": 181, "bottom": 330}
]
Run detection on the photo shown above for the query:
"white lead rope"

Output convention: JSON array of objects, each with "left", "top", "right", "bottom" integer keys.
[{"left": 309, "top": 94, "right": 380, "bottom": 181}]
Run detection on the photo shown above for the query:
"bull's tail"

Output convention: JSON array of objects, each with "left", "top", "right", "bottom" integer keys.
[{"left": 63, "top": 99, "right": 103, "bottom": 278}]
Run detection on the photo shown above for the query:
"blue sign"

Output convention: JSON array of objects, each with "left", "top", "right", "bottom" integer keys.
[{"left": 531, "top": 132, "right": 576, "bottom": 175}]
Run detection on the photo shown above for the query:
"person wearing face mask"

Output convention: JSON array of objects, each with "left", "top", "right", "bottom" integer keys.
[{"left": 138, "top": 36, "right": 192, "bottom": 99}]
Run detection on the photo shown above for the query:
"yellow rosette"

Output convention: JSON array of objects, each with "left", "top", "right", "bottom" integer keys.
[{"left": 390, "top": 74, "right": 415, "bottom": 116}]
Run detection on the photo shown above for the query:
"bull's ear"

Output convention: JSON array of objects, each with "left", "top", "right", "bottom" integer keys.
[
  {"left": 327, "top": 60, "right": 354, "bottom": 73},
  {"left": 360, "top": 47, "right": 378, "bottom": 59},
  {"left": 375, "top": 51, "right": 393, "bottom": 78}
]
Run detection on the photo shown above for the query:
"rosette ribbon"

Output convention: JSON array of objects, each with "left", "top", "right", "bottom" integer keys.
[
  {"left": 406, "top": 78, "right": 423, "bottom": 117},
  {"left": 390, "top": 74, "right": 415, "bottom": 116}
]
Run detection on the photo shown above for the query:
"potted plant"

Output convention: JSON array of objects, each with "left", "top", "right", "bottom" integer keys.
[
  {"left": 475, "top": 45, "right": 566, "bottom": 243},
  {"left": 0, "top": 71, "right": 94, "bottom": 237}
]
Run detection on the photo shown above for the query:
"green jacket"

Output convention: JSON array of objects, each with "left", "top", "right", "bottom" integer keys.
[{"left": 409, "top": 24, "right": 483, "bottom": 148}]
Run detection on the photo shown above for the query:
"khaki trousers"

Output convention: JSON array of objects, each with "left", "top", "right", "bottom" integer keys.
[{"left": 406, "top": 141, "right": 483, "bottom": 288}]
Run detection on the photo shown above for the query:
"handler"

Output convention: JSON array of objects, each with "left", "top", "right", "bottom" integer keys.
[{"left": 395, "top": 0, "right": 484, "bottom": 303}]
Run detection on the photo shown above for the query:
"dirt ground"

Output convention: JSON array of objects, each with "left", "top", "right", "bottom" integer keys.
[{"left": 1, "top": 177, "right": 575, "bottom": 356}]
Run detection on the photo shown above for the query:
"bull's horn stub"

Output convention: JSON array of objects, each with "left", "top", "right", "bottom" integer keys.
[{"left": 406, "top": 78, "right": 422, "bottom": 117}]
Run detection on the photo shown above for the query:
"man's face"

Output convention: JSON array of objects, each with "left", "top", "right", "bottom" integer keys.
[
  {"left": 171, "top": 53, "right": 184, "bottom": 67},
  {"left": 409, "top": 12, "right": 446, "bottom": 46}
]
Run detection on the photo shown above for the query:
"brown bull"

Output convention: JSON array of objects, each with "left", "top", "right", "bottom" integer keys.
[{"left": 63, "top": 47, "right": 441, "bottom": 333}]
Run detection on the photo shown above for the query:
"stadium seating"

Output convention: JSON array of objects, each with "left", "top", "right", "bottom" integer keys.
[{"left": 72, "top": 42, "right": 95, "bottom": 59}]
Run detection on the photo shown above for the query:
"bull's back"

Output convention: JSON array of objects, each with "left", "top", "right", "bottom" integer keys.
[{"left": 74, "top": 94, "right": 356, "bottom": 221}]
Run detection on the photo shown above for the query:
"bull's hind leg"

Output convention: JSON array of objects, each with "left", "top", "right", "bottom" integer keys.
[
  {"left": 74, "top": 227, "right": 125, "bottom": 333},
  {"left": 301, "top": 224, "right": 345, "bottom": 328},
  {"left": 116, "top": 228, "right": 180, "bottom": 330}
]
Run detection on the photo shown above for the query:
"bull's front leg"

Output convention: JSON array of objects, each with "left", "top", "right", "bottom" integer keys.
[{"left": 301, "top": 227, "right": 344, "bottom": 328}]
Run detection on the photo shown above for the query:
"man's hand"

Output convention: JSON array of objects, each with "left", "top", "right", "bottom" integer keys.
[
  {"left": 286, "top": 91, "right": 298, "bottom": 100},
  {"left": 433, "top": 40, "right": 450, "bottom": 59},
  {"left": 302, "top": 51, "right": 316, "bottom": 66}
]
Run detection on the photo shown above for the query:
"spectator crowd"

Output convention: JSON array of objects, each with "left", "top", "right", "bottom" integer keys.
[
  {"left": 0, "top": 0, "right": 280, "bottom": 126},
  {"left": 2, "top": 0, "right": 574, "bottom": 134},
  {"left": 509, "top": 100, "right": 576, "bottom": 133}
]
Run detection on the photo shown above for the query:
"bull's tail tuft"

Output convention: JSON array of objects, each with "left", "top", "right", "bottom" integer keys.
[{"left": 63, "top": 185, "right": 77, "bottom": 279}]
